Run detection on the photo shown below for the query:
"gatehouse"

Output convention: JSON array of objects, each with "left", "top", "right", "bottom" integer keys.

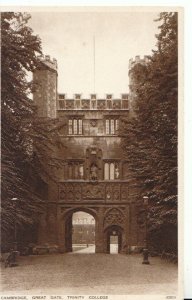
[{"left": 33, "top": 55, "right": 148, "bottom": 253}]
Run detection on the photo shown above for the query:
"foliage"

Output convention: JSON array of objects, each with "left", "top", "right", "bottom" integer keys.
[
  {"left": 1, "top": 12, "right": 62, "bottom": 237},
  {"left": 121, "top": 12, "right": 178, "bottom": 252}
]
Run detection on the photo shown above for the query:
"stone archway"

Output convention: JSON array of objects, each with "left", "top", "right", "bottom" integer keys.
[
  {"left": 72, "top": 211, "right": 96, "bottom": 253},
  {"left": 59, "top": 207, "right": 99, "bottom": 253},
  {"left": 103, "top": 207, "right": 127, "bottom": 253}
]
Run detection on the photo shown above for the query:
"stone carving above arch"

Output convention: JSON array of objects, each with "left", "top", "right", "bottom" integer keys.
[
  {"left": 104, "top": 208, "right": 125, "bottom": 228},
  {"left": 59, "top": 182, "right": 130, "bottom": 203},
  {"left": 121, "top": 185, "right": 128, "bottom": 201},
  {"left": 59, "top": 183, "right": 82, "bottom": 202},
  {"left": 113, "top": 184, "right": 121, "bottom": 201},
  {"left": 82, "top": 183, "right": 105, "bottom": 199}
]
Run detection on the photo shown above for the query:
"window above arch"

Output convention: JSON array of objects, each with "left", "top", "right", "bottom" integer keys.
[
  {"left": 64, "top": 161, "right": 84, "bottom": 180},
  {"left": 68, "top": 118, "right": 83, "bottom": 135},
  {"left": 105, "top": 118, "right": 119, "bottom": 135},
  {"left": 104, "top": 161, "right": 120, "bottom": 180}
]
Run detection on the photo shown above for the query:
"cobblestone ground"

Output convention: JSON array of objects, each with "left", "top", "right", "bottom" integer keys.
[{"left": 0, "top": 248, "right": 178, "bottom": 295}]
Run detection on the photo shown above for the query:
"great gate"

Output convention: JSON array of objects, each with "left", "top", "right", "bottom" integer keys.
[{"left": 33, "top": 55, "right": 148, "bottom": 253}]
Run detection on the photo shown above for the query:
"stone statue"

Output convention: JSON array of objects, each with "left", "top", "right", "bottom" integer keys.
[{"left": 90, "top": 164, "right": 98, "bottom": 180}]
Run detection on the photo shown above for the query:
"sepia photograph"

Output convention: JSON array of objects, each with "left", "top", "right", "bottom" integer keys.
[{"left": 0, "top": 5, "right": 183, "bottom": 299}]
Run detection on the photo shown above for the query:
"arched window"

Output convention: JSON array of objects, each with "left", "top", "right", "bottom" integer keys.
[
  {"left": 79, "top": 119, "right": 82, "bottom": 134},
  {"left": 67, "top": 162, "right": 84, "bottom": 180},
  {"left": 115, "top": 119, "right": 119, "bottom": 131},
  {"left": 104, "top": 163, "right": 109, "bottom": 180},
  {"left": 74, "top": 164, "right": 79, "bottom": 179},
  {"left": 106, "top": 120, "right": 110, "bottom": 134},
  {"left": 115, "top": 163, "right": 120, "bottom": 179},
  {"left": 111, "top": 120, "right": 115, "bottom": 134},
  {"left": 104, "top": 162, "right": 120, "bottom": 180},
  {"left": 79, "top": 164, "right": 84, "bottom": 179},
  {"left": 68, "top": 119, "right": 73, "bottom": 135},
  {"left": 110, "top": 163, "right": 115, "bottom": 180},
  {"left": 73, "top": 119, "right": 78, "bottom": 134}
]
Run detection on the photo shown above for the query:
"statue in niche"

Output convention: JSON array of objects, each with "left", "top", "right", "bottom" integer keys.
[
  {"left": 115, "top": 166, "right": 120, "bottom": 179},
  {"left": 90, "top": 163, "right": 98, "bottom": 180}
]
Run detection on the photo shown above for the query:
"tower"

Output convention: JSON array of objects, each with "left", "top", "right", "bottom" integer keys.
[
  {"left": 128, "top": 55, "right": 149, "bottom": 108},
  {"left": 33, "top": 55, "right": 58, "bottom": 118}
]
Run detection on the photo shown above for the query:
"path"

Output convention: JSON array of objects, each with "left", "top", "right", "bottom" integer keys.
[{"left": 0, "top": 253, "right": 178, "bottom": 295}]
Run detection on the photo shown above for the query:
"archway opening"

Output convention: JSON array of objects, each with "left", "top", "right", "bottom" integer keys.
[
  {"left": 110, "top": 235, "right": 118, "bottom": 254},
  {"left": 106, "top": 225, "right": 123, "bottom": 254},
  {"left": 72, "top": 211, "right": 96, "bottom": 253}
]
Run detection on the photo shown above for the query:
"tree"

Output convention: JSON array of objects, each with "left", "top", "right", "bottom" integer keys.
[
  {"left": 121, "top": 12, "right": 178, "bottom": 253},
  {"left": 1, "top": 12, "right": 63, "bottom": 244}
]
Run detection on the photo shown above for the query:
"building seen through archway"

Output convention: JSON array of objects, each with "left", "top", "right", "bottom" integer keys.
[{"left": 72, "top": 212, "right": 95, "bottom": 253}]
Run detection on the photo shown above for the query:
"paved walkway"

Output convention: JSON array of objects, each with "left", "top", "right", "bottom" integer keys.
[
  {"left": 72, "top": 245, "right": 118, "bottom": 254},
  {"left": 0, "top": 253, "right": 178, "bottom": 295},
  {"left": 72, "top": 245, "right": 95, "bottom": 253}
]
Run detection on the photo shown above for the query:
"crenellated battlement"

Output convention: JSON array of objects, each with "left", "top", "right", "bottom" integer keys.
[
  {"left": 37, "top": 54, "right": 57, "bottom": 71},
  {"left": 57, "top": 93, "right": 129, "bottom": 110},
  {"left": 129, "top": 55, "right": 150, "bottom": 69}
]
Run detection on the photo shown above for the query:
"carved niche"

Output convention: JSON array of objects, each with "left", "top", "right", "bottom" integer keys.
[
  {"left": 106, "top": 183, "right": 129, "bottom": 202},
  {"left": 85, "top": 147, "right": 103, "bottom": 180},
  {"left": 121, "top": 184, "right": 129, "bottom": 201},
  {"left": 104, "top": 208, "right": 125, "bottom": 228},
  {"left": 106, "top": 184, "right": 113, "bottom": 201},
  {"left": 59, "top": 183, "right": 82, "bottom": 202},
  {"left": 113, "top": 184, "right": 121, "bottom": 201},
  {"left": 60, "top": 184, "right": 67, "bottom": 200},
  {"left": 74, "top": 184, "right": 82, "bottom": 201}
]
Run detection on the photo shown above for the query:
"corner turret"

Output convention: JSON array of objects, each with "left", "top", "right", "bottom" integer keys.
[{"left": 33, "top": 54, "right": 58, "bottom": 118}]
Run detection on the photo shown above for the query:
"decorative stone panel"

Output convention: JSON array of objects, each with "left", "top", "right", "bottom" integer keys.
[
  {"left": 113, "top": 183, "right": 121, "bottom": 201},
  {"left": 65, "top": 100, "right": 75, "bottom": 109},
  {"left": 59, "top": 182, "right": 129, "bottom": 203},
  {"left": 97, "top": 100, "right": 106, "bottom": 110},
  {"left": 113, "top": 100, "right": 121, "bottom": 109},
  {"left": 104, "top": 208, "right": 125, "bottom": 228},
  {"left": 121, "top": 185, "right": 129, "bottom": 201},
  {"left": 82, "top": 183, "right": 105, "bottom": 199},
  {"left": 90, "top": 119, "right": 97, "bottom": 127},
  {"left": 82, "top": 100, "right": 90, "bottom": 109}
]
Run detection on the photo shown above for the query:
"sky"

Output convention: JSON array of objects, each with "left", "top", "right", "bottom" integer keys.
[
  {"left": 28, "top": 10, "right": 159, "bottom": 221},
  {"left": 29, "top": 10, "right": 160, "bottom": 96}
]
